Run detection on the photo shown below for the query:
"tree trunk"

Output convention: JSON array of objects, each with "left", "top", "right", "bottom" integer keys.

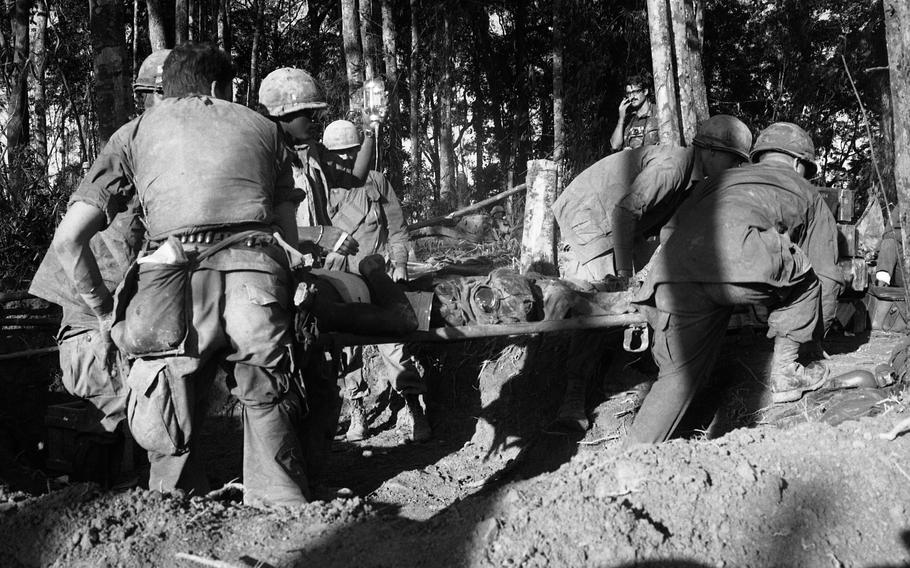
[
  {"left": 90, "top": 0, "right": 133, "bottom": 146},
  {"left": 247, "top": 0, "right": 261, "bottom": 106},
  {"left": 883, "top": 0, "right": 910, "bottom": 303},
  {"left": 409, "top": 0, "right": 421, "bottom": 192},
  {"left": 217, "top": 0, "right": 231, "bottom": 53},
  {"left": 341, "top": 0, "right": 365, "bottom": 110},
  {"left": 508, "top": 2, "right": 529, "bottom": 189},
  {"left": 381, "top": 0, "right": 402, "bottom": 192},
  {"left": 32, "top": 0, "right": 49, "bottom": 174},
  {"left": 5, "top": 0, "right": 32, "bottom": 201},
  {"left": 552, "top": 0, "right": 565, "bottom": 168},
  {"left": 438, "top": 8, "right": 456, "bottom": 208},
  {"left": 147, "top": 0, "right": 170, "bottom": 50},
  {"left": 360, "top": 0, "right": 376, "bottom": 81},
  {"left": 175, "top": 0, "right": 188, "bottom": 44},
  {"left": 669, "top": 0, "right": 708, "bottom": 141},
  {"left": 647, "top": 0, "right": 683, "bottom": 145},
  {"left": 520, "top": 159, "right": 558, "bottom": 276}
]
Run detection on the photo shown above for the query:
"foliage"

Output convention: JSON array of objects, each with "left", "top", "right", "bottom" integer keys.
[{"left": 0, "top": 0, "right": 895, "bottom": 286}]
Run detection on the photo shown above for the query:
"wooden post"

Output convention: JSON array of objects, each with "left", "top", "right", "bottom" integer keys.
[{"left": 520, "top": 160, "right": 558, "bottom": 275}]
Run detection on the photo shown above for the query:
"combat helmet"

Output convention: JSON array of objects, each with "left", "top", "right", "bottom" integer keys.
[
  {"left": 133, "top": 49, "right": 171, "bottom": 93},
  {"left": 691, "top": 115, "right": 752, "bottom": 161},
  {"left": 322, "top": 120, "right": 361, "bottom": 151},
  {"left": 750, "top": 122, "right": 817, "bottom": 178},
  {"left": 258, "top": 68, "right": 328, "bottom": 117}
]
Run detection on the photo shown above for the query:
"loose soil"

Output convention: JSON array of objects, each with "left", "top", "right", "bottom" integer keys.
[{"left": 2, "top": 327, "right": 910, "bottom": 568}]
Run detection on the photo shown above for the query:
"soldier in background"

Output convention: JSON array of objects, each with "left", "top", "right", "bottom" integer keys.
[
  {"left": 609, "top": 73, "right": 660, "bottom": 152},
  {"left": 28, "top": 49, "right": 171, "bottom": 485}
]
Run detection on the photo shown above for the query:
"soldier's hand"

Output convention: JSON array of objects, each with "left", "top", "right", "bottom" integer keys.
[
  {"left": 317, "top": 226, "right": 359, "bottom": 256},
  {"left": 93, "top": 313, "right": 121, "bottom": 374},
  {"left": 324, "top": 251, "right": 348, "bottom": 271},
  {"left": 392, "top": 264, "right": 409, "bottom": 283},
  {"left": 618, "top": 97, "right": 632, "bottom": 117}
]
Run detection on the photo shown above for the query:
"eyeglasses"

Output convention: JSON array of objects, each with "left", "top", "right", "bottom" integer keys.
[{"left": 625, "top": 88, "right": 644, "bottom": 96}]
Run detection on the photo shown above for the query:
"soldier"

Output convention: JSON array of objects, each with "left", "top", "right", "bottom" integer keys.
[
  {"left": 320, "top": 119, "right": 430, "bottom": 443},
  {"left": 554, "top": 115, "right": 752, "bottom": 288},
  {"left": 550, "top": 115, "right": 753, "bottom": 432},
  {"left": 609, "top": 73, "right": 660, "bottom": 152},
  {"left": 51, "top": 43, "right": 310, "bottom": 506},
  {"left": 625, "top": 122, "right": 840, "bottom": 445},
  {"left": 28, "top": 49, "right": 170, "bottom": 484},
  {"left": 257, "top": 67, "right": 370, "bottom": 257}
]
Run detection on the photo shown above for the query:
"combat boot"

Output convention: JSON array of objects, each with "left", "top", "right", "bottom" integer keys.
[
  {"left": 399, "top": 395, "right": 431, "bottom": 443},
  {"left": 548, "top": 374, "right": 590, "bottom": 433},
  {"left": 346, "top": 398, "right": 368, "bottom": 442},
  {"left": 769, "top": 362, "right": 829, "bottom": 404}
]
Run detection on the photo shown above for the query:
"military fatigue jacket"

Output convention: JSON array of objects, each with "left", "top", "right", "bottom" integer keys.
[
  {"left": 622, "top": 110, "right": 660, "bottom": 150},
  {"left": 74, "top": 96, "right": 300, "bottom": 241},
  {"left": 552, "top": 145, "right": 697, "bottom": 264},
  {"left": 327, "top": 170, "right": 409, "bottom": 268},
  {"left": 640, "top": 162, "right": 844, "bottom": 300}
]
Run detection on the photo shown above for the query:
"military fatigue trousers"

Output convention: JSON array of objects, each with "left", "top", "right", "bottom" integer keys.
[
  {"left": 626, "top": 275, "right": 820, "bottom": 445},
  {"left": 127, "top": 257, "right": 308, "bottom": 506}
]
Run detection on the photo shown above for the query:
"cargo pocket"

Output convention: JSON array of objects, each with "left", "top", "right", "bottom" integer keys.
[{"left": 126, "top": 359, "right": 188, "bottom": 456}]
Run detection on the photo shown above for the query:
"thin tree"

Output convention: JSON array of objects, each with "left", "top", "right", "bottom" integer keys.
[
  {"left": 409, "top": 0, "right": 421, "bottom": 194},
  {"left": 5, "top": 0, "right": 33, "bottom": 200},
  {"left": 437, "top": 7, "right": 456, "bottom": 208},
  {"left": 647, "top": 0, "right": 683, "bottom": 145},
  {"left": 341, "top": 0, "right": 365, "bottom": 110},
  {"left": 247, "top": 0, "right": 262, "bottom": 106},
  {"left": 360, "top": 0, "right": 376, "bottom": 81},
  {"left": 32, "top": 0, "right": 50, "bottom": 174},
  {"left": 176, "top": 0, "right": 189, "bottom": 43},
  {"left": 380, "top": 0, "right": 402, "bottom": 191},
  {"left": 552, "top": 0, "right": 565, "bottom": 169}
]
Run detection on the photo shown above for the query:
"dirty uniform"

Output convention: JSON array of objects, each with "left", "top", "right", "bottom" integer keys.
[
  {"left": 75, "top": 96, "right": 308, "bottom": 505},
  {"left": 627, "top": 162, "right": 840, "bottom": 444},
  {"left": 325, "top": 171, "right": 423, "bottom": 399},
  {"left": 552, "top": 145, "right": 698, "bottom": 281},
  {"left": 30, "top": 184, "right": 144, "bottom": 435},
  {"left": 620, "top": 109, "right": 660, "bottom": 151}
]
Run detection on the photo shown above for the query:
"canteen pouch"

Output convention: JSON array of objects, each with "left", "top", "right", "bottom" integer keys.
[{"left": 112, "top": 236, "right": 191, "bottom": 357}]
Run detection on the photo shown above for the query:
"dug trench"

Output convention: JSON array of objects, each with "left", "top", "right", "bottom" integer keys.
[{"left": 1, "top": 327, "right": 910, "bottom": 567}]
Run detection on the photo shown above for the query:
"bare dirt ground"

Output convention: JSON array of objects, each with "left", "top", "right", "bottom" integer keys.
[{"left": 2, "top": 325, "right": 910, "bottom": 568}]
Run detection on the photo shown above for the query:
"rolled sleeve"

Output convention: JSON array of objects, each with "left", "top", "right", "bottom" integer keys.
[{"left": 69, "top": 123, "right": 138, "bottom": 228}]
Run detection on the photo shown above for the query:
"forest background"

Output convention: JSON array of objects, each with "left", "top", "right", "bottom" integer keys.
[{"left": 0, "top": 0, "right": 902, "bottom": 287}]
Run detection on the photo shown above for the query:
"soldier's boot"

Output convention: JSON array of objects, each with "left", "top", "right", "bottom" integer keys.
[
  {"left": 345, "top": 398, "right": 369, "bottom": 442},
  {"left": 552, "top": 374, "right": 590, "bottom": 432},
  {"left": 768, "top": 337, "right": 829, "bottom": 404},
  {"left": 242, "top": 397, "right": 310, "bottom": 507},
  {"left": 399, "top": 394, "right": 431, "bottom": 443}
]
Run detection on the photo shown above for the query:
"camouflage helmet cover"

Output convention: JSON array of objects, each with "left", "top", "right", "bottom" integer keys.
[
  {"left": 750, "top": 122, "right": 818, "bottom": 178},
  {"left": 322, "top": 120, "right": 361, "bottom": 151},
  {"left": 691, "top": 114, "right": 752, "bottom": 161},
  {"left": 258, "top": 67, "right": 328, "bottom": 117},
  {"left": 134, "top": 49, "right": 172, "bottom": 92}
]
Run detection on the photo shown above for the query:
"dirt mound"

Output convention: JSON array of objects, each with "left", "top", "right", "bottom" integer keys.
[{"left": 2, "top": 332, "right": 910, "bottom": 567}]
